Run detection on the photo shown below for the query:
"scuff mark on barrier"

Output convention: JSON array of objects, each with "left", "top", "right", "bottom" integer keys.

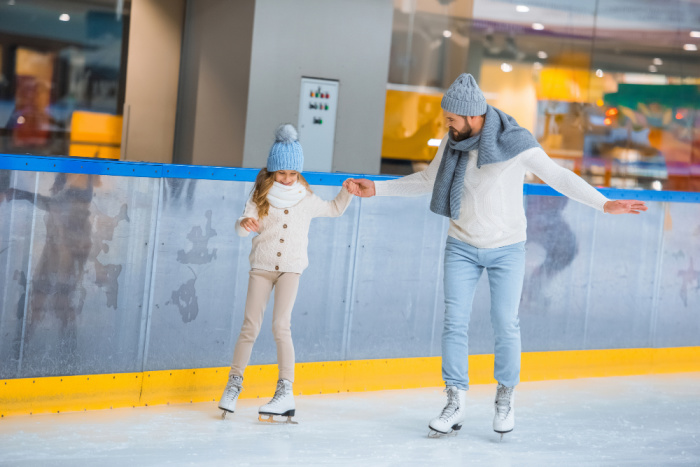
[
  {"left": 167, "top": 210, "right": 218, "bottom": 323},
  {"left": 167, "top": 266, "right": 199, "bottom": 323}
]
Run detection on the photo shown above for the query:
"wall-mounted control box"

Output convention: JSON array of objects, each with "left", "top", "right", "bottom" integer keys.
[{"left": 297, "top": 77, "right": 339, "bottom": 172}]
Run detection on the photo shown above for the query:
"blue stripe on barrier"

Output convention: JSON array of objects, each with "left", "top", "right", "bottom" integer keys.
[
  {"left": 2, "top": 153, "right": 699, "bottom": 203},
  {"left": 163, "top": 164, "right": 260, "bottom": 181},
  {"left": 523, "top": 183, "right": 700, "bottom": 203},
  {"left": 0, "top": 153, "right": 163, "bottom": 178}
]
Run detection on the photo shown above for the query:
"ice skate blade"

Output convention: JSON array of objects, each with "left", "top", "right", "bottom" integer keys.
[
  {"left": 428, "top": 424, "right": 462, "bottom": 438},
  {"left": 219, "top": 409, "right": 233, "bottom": 420},
  {"left": 494, "top": 428, "right": 512, "bottom": 442},
  {"left": 258, "top": 414, "right": 298, "bottom": 424}
]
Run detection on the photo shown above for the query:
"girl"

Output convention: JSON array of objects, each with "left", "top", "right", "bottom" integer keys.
[{"left": 218, "top": 124, "right": 355, "bottom": 423}]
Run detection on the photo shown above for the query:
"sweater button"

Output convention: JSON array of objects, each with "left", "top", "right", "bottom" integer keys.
[
  {"left": 277, "top": 252, "right": 282, "bottom": 257},
  {"left": 284, "top": 209, "right": 289, "bottom": 214},
  {"left": 275, "top": 266, "right": 279, "bottom": 271},
  {"left": 280, "top": 239, "right": 284, "bottom": 243},
  {"left": 283, "top": 224, "right": 287, "bottom": 229}
]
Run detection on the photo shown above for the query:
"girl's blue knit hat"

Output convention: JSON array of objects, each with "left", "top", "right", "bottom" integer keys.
[{"left": 267, "top": 124, "right": 304, "bottom": 172}]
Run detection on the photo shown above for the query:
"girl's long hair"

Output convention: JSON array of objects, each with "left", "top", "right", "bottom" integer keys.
[{"left": 252, "top": 169, "right": 312, "bottom": 219}]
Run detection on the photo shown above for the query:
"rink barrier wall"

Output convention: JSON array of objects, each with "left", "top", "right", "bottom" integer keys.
[
  {"left": 2, "top": 154, "right": 700, "bottom": 417},
  {"left": 2, "top": 347, "right": 700, "bottom": 417}
]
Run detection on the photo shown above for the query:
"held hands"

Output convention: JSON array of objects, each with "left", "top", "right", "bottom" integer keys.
[
  {"left": 604, "top": 200, "right": 648, "bottom": 215},
  {"left": 240, "top": 217, "right": 259, "bottom": 232},
  {"left": 342, "top": 179, "right": 359, "bottom": 195},
  {"left": 342, "top": 178, "right": 376, "bottom": 198}
]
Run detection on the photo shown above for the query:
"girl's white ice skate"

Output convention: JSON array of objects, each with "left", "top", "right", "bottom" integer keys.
[
  {"left": 428, "top": 386, "right": 467, "bottom": 438},
  {"left": 218, "top": 374, "right": 243, "bottom": 419},
  {"left": 493, "top": 383, "right": 515, "bottom": 441},
  {"left": 258, "top": 379, "right": 297, "bottom": 424}
]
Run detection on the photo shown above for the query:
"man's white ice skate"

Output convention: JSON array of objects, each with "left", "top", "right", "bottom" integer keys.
[
  {"left": 493, "top": 383, "right": 514, "bottom": 441},
  {"left": 428, "top": 386, "right": 467, "bottom": 438},
  {"left": 218, "top": 374, "right": 243, "bottom": 420},
  {"left": 258, "top": 379, "right": 297, "bottom": 424}
]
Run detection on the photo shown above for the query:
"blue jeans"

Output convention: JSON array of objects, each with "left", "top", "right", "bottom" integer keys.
[{"left": 442, "top": 236, "right": 526, "bottom": 390}]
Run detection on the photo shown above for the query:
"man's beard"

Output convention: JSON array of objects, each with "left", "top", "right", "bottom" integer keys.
[{"left": 449, "top": 122, "right": 473, "bottom": 142}]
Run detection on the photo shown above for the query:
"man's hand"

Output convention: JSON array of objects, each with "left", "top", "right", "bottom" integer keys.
[
  {"left": 343, "top": 178, "right": 376, "bottom": 198},
  {"left": 604, "top": 200, "right": 648, "bottom": 215},
  {"left": 240, "top": 217, "right": 260, "bottom": 232}
]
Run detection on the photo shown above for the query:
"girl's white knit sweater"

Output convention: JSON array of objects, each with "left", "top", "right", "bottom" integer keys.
[
  {"left": 236, "top": 187, "right": 353, "bottom": 273},
  {"left": 375, "top": 134, "right": 609, "bottom": 249}
]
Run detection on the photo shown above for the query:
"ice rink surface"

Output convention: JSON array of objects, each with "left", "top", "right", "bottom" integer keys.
[{"left": 2, "top": 373, "right": 699, "bottom": 466}]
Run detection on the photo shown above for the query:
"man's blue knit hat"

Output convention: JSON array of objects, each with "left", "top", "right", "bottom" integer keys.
[
  {"left": 441, "top": 73, "right": 487, "bottom": 116},
  {"left": 267, "top": 124, "right": 304, "bottom": 172}
]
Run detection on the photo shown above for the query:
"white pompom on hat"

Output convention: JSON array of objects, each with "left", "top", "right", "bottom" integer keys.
[{"left": 267, "top": 124, "right": 304, "bottom": 172}]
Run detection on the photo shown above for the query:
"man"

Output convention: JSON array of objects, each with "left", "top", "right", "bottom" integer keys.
[{"left": 345, "top": 73, "right": 647, "bottom": 438}]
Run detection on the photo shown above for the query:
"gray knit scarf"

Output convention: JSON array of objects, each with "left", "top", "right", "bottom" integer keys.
[{"left": 430, "top": 105, "right": 540, "bottom": 219}]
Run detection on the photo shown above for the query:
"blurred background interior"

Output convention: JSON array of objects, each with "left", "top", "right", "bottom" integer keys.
[{"left": 0, "top": 0, "right": 698, "bottom": 191}]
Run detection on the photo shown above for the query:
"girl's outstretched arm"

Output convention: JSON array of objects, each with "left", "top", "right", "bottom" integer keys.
[
  {"left": 235, "top": 197, "right": 259, "bottom": 236},
  {"left": 310, "top": 186, "right": 353, "bottom": 218}
]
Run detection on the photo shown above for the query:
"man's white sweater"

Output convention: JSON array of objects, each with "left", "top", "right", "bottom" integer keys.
[
  {"left": 375, "top": 134, "right": 609, "bottom": 249},
  {"left": 236, "top": 187, "right": 353, "bottom": 273}
]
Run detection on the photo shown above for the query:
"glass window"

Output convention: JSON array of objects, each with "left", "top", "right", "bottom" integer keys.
[
  {"left": 0, "top": 0, "right": 129, "bottom": 158},
  {"left": 384, "top": 0, "right": 700, "bottom": 191}
]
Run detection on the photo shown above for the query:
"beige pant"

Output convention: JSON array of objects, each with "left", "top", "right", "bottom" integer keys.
[{"left": 230, "top": 269, "right": 300, "bottom": 382}]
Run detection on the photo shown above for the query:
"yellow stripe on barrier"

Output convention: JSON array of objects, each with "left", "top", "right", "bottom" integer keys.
[{"left": 2, "top": 347, "right": 699, "bottom": 418}]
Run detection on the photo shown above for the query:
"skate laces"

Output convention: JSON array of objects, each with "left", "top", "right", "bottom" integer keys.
[
  {"left": 223, "top": 376, "right": 242, "bottom": 402},
  {"left": 269, "top": 379, "right": 290, "bottom": 404},
  {"left": 438, "top": 387, "right": 461, "bottom": 421},
  {"left": 495, "top": 384, "right": 513, "bottom": 417}
]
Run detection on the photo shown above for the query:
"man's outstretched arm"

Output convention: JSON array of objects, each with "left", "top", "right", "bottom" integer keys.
[{"left": 525, "top": 148, "right": 647, "bottom": 215}]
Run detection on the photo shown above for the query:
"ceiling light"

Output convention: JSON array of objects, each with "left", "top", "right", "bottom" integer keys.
[
  {"left": 501, "top": 63, "right": 513, "bottom": 72},
  {"left": 652, "top": 58, "right": 663, "bottom": 66},
  {"left": 516, "top": 5, "right": 529, "bottom": 12},
  {"left": 443, "top": 30, "right": 452, "bottom": 38},
  {"left": 648, "top": 65, "right": 657, "bottom": 72},
  {"left": 427, "top": 139, "right": 441, "bottom": 147},
  {"left": 690, "top": 31, "right": 700, "bottom": 38},
  {"left": 683, "top": 44, "right": 698, "bottom": 51},
  {"left": 595, "top": 69, "right": 604, "bottom": 78},
  {"left": 537, "top": 51, "right": 548, "bottom": 59},
  {"left": 531, "top": 23, "right": 544, "bottom": 30},
  {"left": 8, "top": 0, "right": 16, "bottom": 5},
  {"left": 59, "top": 13, "right": 70, "bottom": 21}
]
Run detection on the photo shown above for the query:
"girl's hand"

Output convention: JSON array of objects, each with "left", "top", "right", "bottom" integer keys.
[
  {"left": 343, "top": 179, "right": 358, "bottom": 194},
  {"left": 240, "top": 217, "right": 259, "bottom": 232},
  {"left": 343, "top": 178, "right": 375, "bottom": 197}
]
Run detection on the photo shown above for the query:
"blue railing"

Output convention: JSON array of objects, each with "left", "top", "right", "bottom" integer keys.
[{"left": 2, "top": 153, "right": 700, "bottom": 201}]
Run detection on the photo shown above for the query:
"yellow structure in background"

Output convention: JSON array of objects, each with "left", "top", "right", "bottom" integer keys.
[
  {"left": 537, "top": 67, "right": 607, "bottom": 104},
  {"left": 480, "top": 61, "right": 539, "bottom": 133},
  {"left": 69, "top": 111, "right": 123, "bottom": 159},
  {"left": 381, "top": 89, "right": 444, "bottom": 162}
]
